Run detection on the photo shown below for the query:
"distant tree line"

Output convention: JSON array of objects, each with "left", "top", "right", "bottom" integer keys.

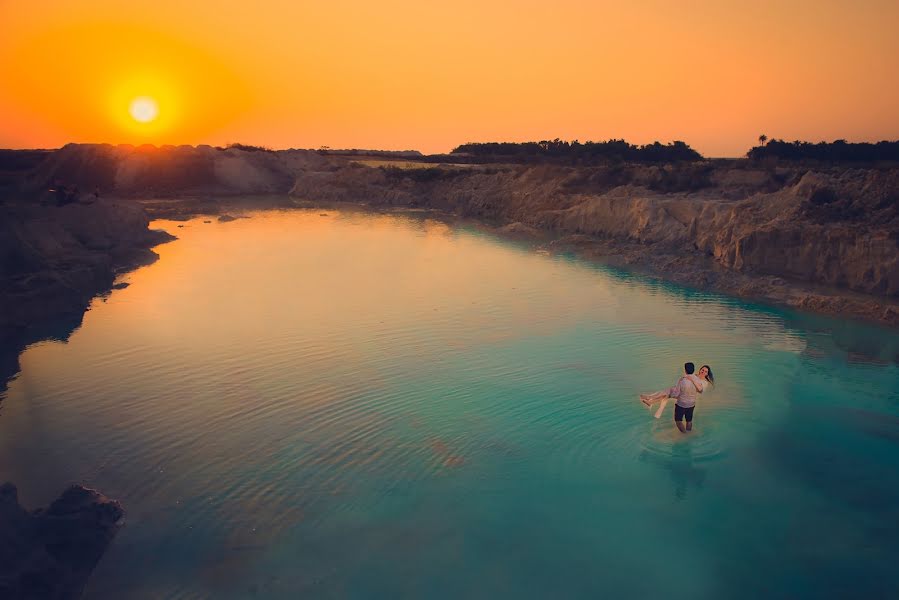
[
  {"left": 316, "top": 148, "right": 423, "bottom": 157},
  {"left": 748, "top": 139, "right": 899, "bottom": 162},
  {"left": 450, "top": 139, "right": 703, "bottom": 163},
  {"left": 223, "top": 143, "right": 274, "bottom": 153}
]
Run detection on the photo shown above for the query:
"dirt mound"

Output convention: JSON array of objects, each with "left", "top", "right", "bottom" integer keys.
[{"left": 25, "top": 144, "right": 334, "bottom": 197}]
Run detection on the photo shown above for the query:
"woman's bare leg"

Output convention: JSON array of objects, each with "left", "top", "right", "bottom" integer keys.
[
  {"left": 654, "top": 398, "right": 669, "bottom": 419},
  {"left": 640, "top": 390, "right": 668, "bottom": 406}
]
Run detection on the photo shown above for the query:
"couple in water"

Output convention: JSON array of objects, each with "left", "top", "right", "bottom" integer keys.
[{"left": 640, "top": 362, "right": 714, "bottom": 433}]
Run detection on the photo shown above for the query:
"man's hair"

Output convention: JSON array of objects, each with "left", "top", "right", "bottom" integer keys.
[{"left": 685, "top": 362, "right": 695, "bottom": 374}]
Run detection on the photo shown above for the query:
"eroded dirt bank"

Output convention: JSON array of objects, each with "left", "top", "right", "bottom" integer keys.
[
  {"left": 288, "top": 158, "right": 899, "bottom": 325},
  {"left": 0, "top": 197, "right": 174, "bottom": 388},
  {"left": 10, "top": 143, "right": 899, "bottom": 326}
]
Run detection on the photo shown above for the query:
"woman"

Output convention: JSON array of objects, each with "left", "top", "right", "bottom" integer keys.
[
  {"left": 640, "top": 364, "right": 714, "bottom": 418},
  {"left": 697, "top": 364, "right": 714, "bottom": 387}
]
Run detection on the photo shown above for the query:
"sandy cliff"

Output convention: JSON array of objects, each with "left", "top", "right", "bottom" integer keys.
[
  {"left": 10, "top": 144, "right": 899, "bottom": 325},
  {"left": 288, "top": 160, "right": 899, "bottom": 323},
  {"left": 554, "top": 170, "right": 899, "bottom": 297},
  {"left": 0, "top": 198, "right": 174, "bottom": 388},
  {"left": 24, "top": 143, "right": 330, "bottom": 197}
]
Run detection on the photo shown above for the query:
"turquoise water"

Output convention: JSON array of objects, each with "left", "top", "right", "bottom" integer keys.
[{"left": 1, "top": 208, "right": 898, "bottom": 598}]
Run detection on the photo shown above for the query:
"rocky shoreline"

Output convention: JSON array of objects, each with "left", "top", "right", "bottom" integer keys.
[
  {"left": 0, "top": 196, "right": 157, "bottom": 598},
  {"left": 287, "top": 159, "right": 899, "bottom": 325},
  {"left": 0, "top": 483, "right": 124, "bottom": 600},
  {"left": 4, "top": 143, "right": 898, "bottom": 332},
  {"left": 142, "top": 195, "right": 899, "bottom": 327},
  {"left": 0, "top": 197, "right": 174, "bottom": 390},
  {"left": 543, "top": 233, "right": 899, "bottom": 326}
]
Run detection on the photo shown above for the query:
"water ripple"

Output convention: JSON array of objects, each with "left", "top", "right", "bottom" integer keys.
[{"left": 2, "top": 209, "right": 897, "bottom": 599}]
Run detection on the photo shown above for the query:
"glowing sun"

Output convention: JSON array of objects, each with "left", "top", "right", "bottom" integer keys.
[{"left": 129, "top": 97, "right": 159, "bottom": 123}]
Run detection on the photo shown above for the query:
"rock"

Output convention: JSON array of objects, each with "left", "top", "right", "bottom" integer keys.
[
  {"left": 0, "top": 199, "right": 174, "bottom": 390},
  {"left": 288, "top": 160, "right": 897, "bottom": 324},
  {"left": 21, "top": 144, "right": 338, "bottom": 198},
  {"left": 0, "top": 483, "right": 124, "bottom": 600},
  {"left": 497, "top": 222, "right": 541, "bottom": 237},
  {"left": 13, "top": 144, "right": 899, "bottom": 325}
]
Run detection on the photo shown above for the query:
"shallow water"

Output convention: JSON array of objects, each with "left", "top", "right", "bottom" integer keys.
[{"left": 1, "top": 208, "right": 898, "bottom": 599}]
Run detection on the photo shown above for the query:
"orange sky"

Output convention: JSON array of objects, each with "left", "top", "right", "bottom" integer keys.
[{"left": 1, "top": 0, "right": 897, "bottom": 156}]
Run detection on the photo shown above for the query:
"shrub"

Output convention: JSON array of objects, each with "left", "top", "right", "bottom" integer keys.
[
  {"left": 225, "top": 143, "right": 274, "bottom": 153},
  {"left": 379, "top": 166, "right": 469, "bottom": 183}
]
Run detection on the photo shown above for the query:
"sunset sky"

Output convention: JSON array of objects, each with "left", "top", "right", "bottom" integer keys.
[{"left": 1, "top": 0, "right": 897, "bottom": 156}]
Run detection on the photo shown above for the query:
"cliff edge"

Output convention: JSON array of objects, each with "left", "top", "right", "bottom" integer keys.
[
  {"left": 0, "top": 197, "right": 174, "bottom": 389},
  {"left": 9, "top": 144, "right": 899, "bottom": 326},
  {"left": 288, "top": 161, "right": 899, "bottom": 324}
]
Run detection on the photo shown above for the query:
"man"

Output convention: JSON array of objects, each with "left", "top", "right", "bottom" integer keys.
[{"left": 673, "top": 362, "right": 703, "bottom": 433}]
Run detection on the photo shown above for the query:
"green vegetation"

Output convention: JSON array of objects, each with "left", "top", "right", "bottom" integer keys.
[
  {"left": 747, "top": 139, "right": 899, "bottom": 162},
  {"left": 318, "top": 148, "right": 423, "bottom": 157},
  {"left": 224, "top": 143, "right": 274, "bottom": 153},
  {"left": 354, "top": 159, "right": 462, "bottom": 170},
  {"left": 451, "top": 139, "right": 703, "bottom": 163},
  {"left": 647, "top": 163, "right": 714, "bottom": 193},
  {"left": 379, "top": 165, "right": 480, "bottom": 183}
]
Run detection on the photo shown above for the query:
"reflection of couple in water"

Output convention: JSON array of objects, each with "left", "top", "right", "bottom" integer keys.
[{"left": 641, "top": 362, "right": 714, "bottom": 433}]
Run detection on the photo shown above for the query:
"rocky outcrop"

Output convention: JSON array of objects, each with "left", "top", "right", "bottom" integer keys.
[
  {"left": 0, "top": 483, "right": 123, "bottom": 600},
  {"left": 12, "top": 144, "right": 899, "bottom": 325},
  {"left": 288, "top": 161, "right": 899, "bottom": 323},
  {"left": 23, "top": 144, "right": 332, "bottom": 198},
  {"left": 0, "top": 198, "right": 174, "bottom": 389},
  {"left": 553, "top": 171, "right": 899, "bottom": 298}
]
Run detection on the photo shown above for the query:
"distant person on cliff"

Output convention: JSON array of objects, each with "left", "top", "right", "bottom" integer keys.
[{"left": 640, "top": 363, "right": 713, "bottom": 430}]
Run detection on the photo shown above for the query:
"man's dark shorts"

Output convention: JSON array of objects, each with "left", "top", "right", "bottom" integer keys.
[{"left": 674, "top": 404, "right": 695, "bottom": 422}]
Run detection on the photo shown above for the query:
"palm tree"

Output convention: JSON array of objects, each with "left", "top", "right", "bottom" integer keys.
[{"left": 758, "top": 134, "right": 768, "bottom": 146}]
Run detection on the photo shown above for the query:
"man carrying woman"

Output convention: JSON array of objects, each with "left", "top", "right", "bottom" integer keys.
[{"left": 641, "top": 362, "right": 714, "bottom": 433}]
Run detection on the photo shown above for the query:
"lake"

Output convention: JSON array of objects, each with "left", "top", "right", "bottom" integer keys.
[{"left": 2, "top": 207, "right": 898, "bottom": 598}]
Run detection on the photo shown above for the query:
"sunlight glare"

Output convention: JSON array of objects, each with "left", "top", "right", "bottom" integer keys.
[{"left": 129, "top": 97, "right": 159, "bottom": 123}]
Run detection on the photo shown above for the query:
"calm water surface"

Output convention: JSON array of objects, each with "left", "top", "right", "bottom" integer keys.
[{"left": 2, "top": 208, "right": 898, "bottom": 599}]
